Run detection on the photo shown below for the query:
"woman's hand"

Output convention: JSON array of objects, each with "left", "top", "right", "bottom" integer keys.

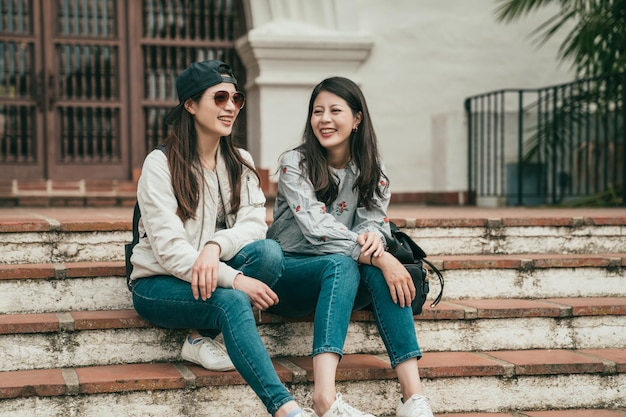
[
  {"left": 357, "top": 231, "right": 385, "bottom": 260},
  {"left": 191, "top": 243, "right": 221, "bottom": 301},
  {"left": 372, "top": 252, "right": 416, "bottom": 308},
  {"left": 233, "top": 274, "right": 279, "bottom": 311}
]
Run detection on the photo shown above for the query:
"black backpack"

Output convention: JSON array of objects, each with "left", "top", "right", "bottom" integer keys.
[{"left": 124, "top": 145, "right": 165, "bottom": 291}]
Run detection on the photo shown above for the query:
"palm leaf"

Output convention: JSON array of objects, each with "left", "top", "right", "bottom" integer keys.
[{"left": 495, "top": 0, "right": 626, "bottom": 77}]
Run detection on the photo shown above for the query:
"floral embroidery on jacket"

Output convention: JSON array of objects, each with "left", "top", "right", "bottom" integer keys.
[
  {"left": 266, "top": 150, "right": 391, "bottom": 260},
  {"left": 335, "top": 201, "right": 349, "bottom": 216}
]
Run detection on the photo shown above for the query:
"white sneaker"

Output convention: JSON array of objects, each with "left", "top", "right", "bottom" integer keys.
[
  {"left": 296, "top": 408, "right": 319, "bottom": 417},
  {"left": 396, "top": 394, "right": 434, "bottom": 417},
  {"left": 181, "top": 336, "right": 235, "bottom": 371},
  {"left": 322, "top": 393, "right": 375, "bottom": 417},
  {"left": 256, "top": 408, "right": 318, "bottom": 417}
]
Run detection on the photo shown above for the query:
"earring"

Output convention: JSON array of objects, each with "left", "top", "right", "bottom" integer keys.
[{"left": 352, "top": 127, "right": 358, "bottom": 133}]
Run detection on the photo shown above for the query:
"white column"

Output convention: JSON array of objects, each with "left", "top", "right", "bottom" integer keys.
[{"left": 236, "top": 0, "right": 373, "bottom": 177}]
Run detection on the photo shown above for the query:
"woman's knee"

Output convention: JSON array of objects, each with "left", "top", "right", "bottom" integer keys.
[
  {"left": 256, "top": 239, "right": 284, "bottom": 268},
  {"left": 245, "top": 239, "right": 284, "bottom": 270},
  {"left": 208, "top": 290, "right": 256, "bottom": 334},
  {"left": 217, "top": 289, "right": 251, "bottom": 311},
  {"left": 233, "top": 240, "right": 284, "bottom": 285}
]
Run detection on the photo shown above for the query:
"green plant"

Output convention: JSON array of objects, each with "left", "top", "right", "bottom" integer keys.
[
  {"left": 495, "top": 0, "right": 625, "bottom": 206},
  {"left": 495, "top": 0, "right": 626, "bottom": 78}
]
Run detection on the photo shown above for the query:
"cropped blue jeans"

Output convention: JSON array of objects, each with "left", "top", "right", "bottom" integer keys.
[
  {"left": 269, "top": 254, "right": 421, "bottom": 367},
  {"left": 268, "top": 254, "right": 360, "bottom": 357},
  {"left": 132, "top": 239, "right": 290, "bottom": 416},
  {"left": 354, "top": 264, "right": 422, "bottom": 367}
]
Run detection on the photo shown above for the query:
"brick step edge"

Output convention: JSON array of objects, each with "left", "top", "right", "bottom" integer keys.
[
  {"left": 1, "top": 349, "right": 624, "bottom": 400},
  {"left": 3, "top": 214, "right": 626, "bottom": 233},
  {"left": 2, "top": 296, "right": 626, "bottom": 335},
  {"left": 2, "top": 254, "right": 626, "bottom": 281}
]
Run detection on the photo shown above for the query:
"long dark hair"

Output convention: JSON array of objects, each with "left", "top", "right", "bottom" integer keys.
[
  {"left": 297, "top": 76, "right": 389, "bottom": 209},
  {"left": 164, "top": 69, "right": 258, "bottom": 221}
]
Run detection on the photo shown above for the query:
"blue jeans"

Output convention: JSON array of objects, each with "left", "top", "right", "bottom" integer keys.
[
  {"left": 268, "top": 254, "right": 360, "bottom": 357},
  {"left": 354, "top": 264, "right": 422, "bottom": 367},
  {"left": 132, "top": 239, "right": 289, "bottom": 416}
]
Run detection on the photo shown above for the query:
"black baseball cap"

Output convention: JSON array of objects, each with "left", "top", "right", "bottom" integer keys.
[{"left": 165, "top": 59, "right": 238, "bottom": 124}]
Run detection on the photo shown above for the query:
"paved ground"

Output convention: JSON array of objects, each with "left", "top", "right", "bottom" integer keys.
[{"left": 0, "top": 204, "right": 625, "bottom": 224}]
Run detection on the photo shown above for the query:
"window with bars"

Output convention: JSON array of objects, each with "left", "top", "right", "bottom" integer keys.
[{"left": 0, "top": 0, "right": 247, "bottom": 179}]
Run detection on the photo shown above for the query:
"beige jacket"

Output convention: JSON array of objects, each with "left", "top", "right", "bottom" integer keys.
[{"left": 130, "top": 147, "right": 267, "bottom": 288}]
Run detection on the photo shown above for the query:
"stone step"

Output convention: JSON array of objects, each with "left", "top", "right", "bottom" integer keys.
[
  {"left": 1, "top": 297, "right": 624, "bottom": 372},
  {"left": 0, "top": 262, "right": 131, "bottom": 314},
  {"left": 395, "top": 215, "right": 626, "bottom": 256},
  {"left": 2, "top": 212, "right": 626, "bottom": 264},
  {"left": 0, "top": 349, "right": 624, "bottom": 416},
  {"left": 2, "top": 208, "right": 625, "bottom": 416},
  {"left": 2, "top": 255, "right": 625, "bottom": 314}
]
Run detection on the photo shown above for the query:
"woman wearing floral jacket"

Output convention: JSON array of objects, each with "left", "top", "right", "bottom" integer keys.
[{"left": 266, "top": 77, "right": 434, "bottom": 417}]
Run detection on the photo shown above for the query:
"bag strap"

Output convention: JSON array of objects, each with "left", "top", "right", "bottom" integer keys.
[{"left": 421, "top": 258, "right": 444, "bottom": 308}]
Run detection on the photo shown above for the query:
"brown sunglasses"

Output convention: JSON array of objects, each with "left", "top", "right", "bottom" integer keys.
[{"left": 207, "top": 90, "right": 246, "bottom": 110}]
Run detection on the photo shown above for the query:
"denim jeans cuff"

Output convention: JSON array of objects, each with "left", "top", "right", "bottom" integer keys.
[
  {"left": 311, "top": 346, "right": 344, "bottom": 358},
  {"left": 390, "top": 350, "right": 422, "bottom": 368}
]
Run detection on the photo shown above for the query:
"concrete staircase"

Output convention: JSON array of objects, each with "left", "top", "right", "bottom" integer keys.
[{"left": 0, "top": 207, "right": 625, "bottom": 417}]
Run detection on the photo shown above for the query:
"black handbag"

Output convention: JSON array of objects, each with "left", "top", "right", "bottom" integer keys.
[{"left": 387, "top": 221, "right": 444, "bottom": 314}]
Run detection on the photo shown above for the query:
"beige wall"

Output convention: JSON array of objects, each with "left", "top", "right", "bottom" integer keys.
[{"left": 238, "top": 0, "right": 574, "bottom": 194}]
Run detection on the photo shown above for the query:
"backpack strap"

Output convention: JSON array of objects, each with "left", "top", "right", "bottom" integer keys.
[
  {"left": 125, "top": 144, "right": 166, "bottom": 290},
  {"left": 125, "top": 201, "right": 141, "bottom": 290},
  {"left": 131, "top": 201, "right": 141, "bottom": 247}
]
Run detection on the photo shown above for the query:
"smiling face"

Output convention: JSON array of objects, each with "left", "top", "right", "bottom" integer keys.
[
  {"left": 185, "top": 81, "right": 240, "bottom": 139},
  {"left": 310, "top": 90, "right": 362, "bottom": 162}
]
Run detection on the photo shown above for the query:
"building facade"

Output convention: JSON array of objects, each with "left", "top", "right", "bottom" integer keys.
[{"left": 0, "top": 0, "right": 573, "bottom": 205}]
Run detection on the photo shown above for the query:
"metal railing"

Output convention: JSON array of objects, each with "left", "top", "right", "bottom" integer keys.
[{"left": 465, "top": 73, "right": 626, "bottom": 206}]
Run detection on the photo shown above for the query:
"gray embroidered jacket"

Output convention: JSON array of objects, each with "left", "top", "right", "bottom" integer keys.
[{"left": 267, "top": 150, "right": 391, "bottom": 260}]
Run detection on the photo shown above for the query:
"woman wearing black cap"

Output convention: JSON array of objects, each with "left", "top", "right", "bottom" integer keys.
[{"left": 129, "top": 60, "right": 316, "bottom": 417}]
